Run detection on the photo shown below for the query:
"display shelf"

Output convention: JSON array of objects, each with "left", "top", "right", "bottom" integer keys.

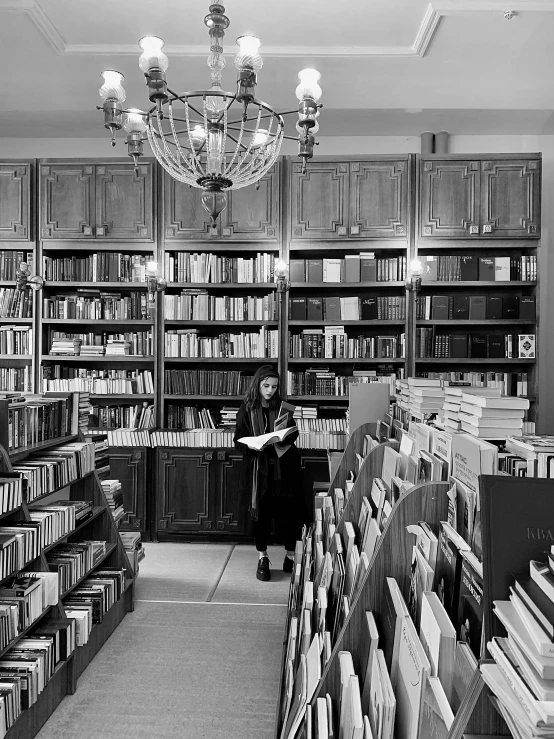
[
  {"left": 8, "top": 435, "right": 80, "bottom": 462},
  {"left": 60, "top": 542, "right": 117, "bottom": 597},
  {"left": 0, "top": 318, "right": 33, "bottom": 323}
]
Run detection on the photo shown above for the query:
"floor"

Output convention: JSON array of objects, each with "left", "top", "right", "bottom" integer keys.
[{"left": 35, "top": 542, "right": 289, "bottom": 739}]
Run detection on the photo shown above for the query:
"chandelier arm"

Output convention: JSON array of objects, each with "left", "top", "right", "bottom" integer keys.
[{"left": 214, "top": 94, "right": 238, "bottom": 126}]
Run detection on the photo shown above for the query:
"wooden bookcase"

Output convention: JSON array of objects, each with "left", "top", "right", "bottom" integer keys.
[{"left": 0, "top": 412, "right": 135, "bottom": 738}]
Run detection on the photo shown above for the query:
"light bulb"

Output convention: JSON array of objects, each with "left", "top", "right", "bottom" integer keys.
[
  {"left": 146, "top": 261, "right": 158, "bottom": 276},
  {"left": 409, "top": 259, "right": 423, "bottom": 276},
  {"left": 190, "top": 124, "right": 206, "bottom": 150},
  {"left": 138, "top": 36, "right": 169, "bottom": 73},
  {"left": 295, "top": 69, "right": 322, "bottom": 102},
  {"left": 274, "top": 260, "right": 289, "bottom": 279},
  {"left": 234, "top": 36, "right": 263, "bottom": 71},
  {"left": 123, "top": 109, "right": 148, "bottom": 134},
  {"left": 99, "top": 70, "right": 126, "bottom": 103},
  {"left": 251, "top": 128, "right": 269, "bottom": 149},
  {"left": 296, "top": 120, "right": 319, "bottom": 135}
]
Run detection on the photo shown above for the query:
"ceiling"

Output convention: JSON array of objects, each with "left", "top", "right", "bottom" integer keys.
[{"left": 1, "top": 0, "right": 553, "bottom": 138}]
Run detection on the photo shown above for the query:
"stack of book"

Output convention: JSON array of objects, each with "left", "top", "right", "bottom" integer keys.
[
  {"left": 407, "top": 377, "right": 445, "bottom": 418},
  {"left": 459, "top": 392, "right": 529, "bottom": 439},
  {"left": 483, "top": 557, "right": 554, "bottom": 738},
  {"left": 505, "top": 434, "right": 554, "bottom": 477},
  {"left": 49, "top": 337, "right": 82, "bottom": 356},
  {"left": 100, "top": 480, "right": 125, "bottom": 527},
  {"left": 105, "top": 339, "right": 131, "bottom": 356},
  {"left": 119, "top": 531, "right": 145, "bottom": 574}
]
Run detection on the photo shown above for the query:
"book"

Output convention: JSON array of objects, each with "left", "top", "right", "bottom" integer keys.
[
  {"left": 512, "top": 573, "right": 554, "bottom": 639},
  {"left": 290, "top": 297, "right": 307, "bottom": 320},
  {"left": 459, "top": 255, "right": 478, "bottom": 281},
  {"left": 324, "top": 297, "right": 341, "bottom": 321},
  {"left": 360, "top": 256, "right": 377, "bottom": 282},
  {"left": 368, "top": 649, "right": 395, "bottom": 739},
  {"left": 468, "top": 295, "right": 486, "bottom": 320},
  {"left": 407, "top": 545, "right": 434, "bottom": 630},
  {"left": 480, "top": 475, "right": 554, "bottom": 645},
  {"left": 290, "top": 259, "right": 305, "bottom": 282},
  {"left": 486, "top": 295, "right": 503, "bottom": 319},
  {"left": 452, "top": 295, "right": 469, "bottom": 320},
  {"left": 360, "top": 297, "right": 378, "bottom": 321},
  {"left": 433, "top": 521, "right": 470, "bottom": 622},
  {"left": 360, "top": 611, "right": 380, "bottom": 714},
  {"left": 431, "top": 296, "right": 449, "bottom": 321},
  {"left": 418, "top": 674, "right": 454, "bottom": 739},
  {"left": 478, "top": 257, "right": 495, "bottom": 281},
  {"left": 419, "top": 591, "right": 456, "bottom": 702},
  {"left": 502, "top": 294, "right": 519, "bottom": 319},
  {"left": 307, "top": 297, "right": 323, "bottom": 321},
  {"left": 307, "top": 259, "right": 323, "bottom": 283},
  {"left": 494, "top": 256, "right": 511, "bottom": 281},
  {"left": 382, "top": 577, "right": 409, "bottom": 687},
  {"left": 456, "top": 550, "right": 484, "bottom": 660},
  {"left": 394, "top": 615, "right": 431, "bottom": 739},
  {"left": 493, "top": 599, "right": 554, "bottom": 680},
  {"left": 519, "top": 296, "right": 536, "bottom": 320},
  {"left": 518, "top": 333, "right": 535, "bottom": 358},
  {"left": 344, "top": 255, "right": 361, "bottom": 283},
  {"left": 237, "top": 426, "right": 296, "bottom": 450}
]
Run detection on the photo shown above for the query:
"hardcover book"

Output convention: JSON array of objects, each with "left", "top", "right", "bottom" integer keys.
[
  {"left": 494, "top": 256, "right": 511, "bottom": 281},
  {"left": 324, "top": 297, "right": 341, "bottom": 321},
  {"left": 360, "top": 297, "right": 378, "bottom": 321},
  {"left": 468, "top": 295, "right": 486, "bottom": 320},
  {"left": 344, "top": 255, "right": 361, "bottom": 283},
  {"left": 434, "top": 521, "right": 471, "bottom": 622},
  {"left": 486, "top": 295, "right": 503, "bottom": 319},
  {"left": 431, "top": 296, "right": 450, "bottom": 321},
  {"left": 290, "top": 259, "right": 306, "bottom": 282},
  {"left": 519, "top": 296, "right": 536, "bottom": 320},
  {"left": 452, "top": 295, "right": 469, "bottom": 320},
  {"left": 422, "top": 256, "right": 438, "bottom": 282},
  {"left": 307, "top": 297, "right": 323, "bottom": 321},
  {"left": 419, "top": 591, "right": 456, "bottom": 702},
  {"left": 502, "top": 295, "right": 519, "bottom": 319},
  {"left": 450, "top": 334, "right": 468, "bottom": 358},
  {"left": 418, "top": 674, "right": 454, "bottom": 739},
  {"left": 478, "top": 257, "right": 495, "bottom": 281},
  {"left": 460, "top": 255, "right": 479, "bottom": 281},
  {"left": 469, "top": 335, "right": 487, "bottom": 358},
  {"left": 290, "top": 297, "right": 307, "bottom": 320},
  {"left": 487, "top": 334, "right": 505, "bottom": 359},
  {"left": 307, "top": 259, "right": 324, "bottom": 283},
  {"left": 456, "top": 550, "right": 484, "bottom": 660},
  {"left": 518, "top": 334, "right": 535, "bottom": 358},
  {"left": 394, "top": 615, "right": 431, "bottom": 739},
  {"left": 481, "top": 475, "right": 554, "bottom": 644},
  {"left": 382, "top": 577, "right": 409, "bottom": 687},
  {"left": 360, "top": 256, "right": 377, "bottom": 282}
]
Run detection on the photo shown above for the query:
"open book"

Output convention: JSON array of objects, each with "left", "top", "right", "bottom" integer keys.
[{"left": 238, "top": 426, "right": 296, "bottom": 451}]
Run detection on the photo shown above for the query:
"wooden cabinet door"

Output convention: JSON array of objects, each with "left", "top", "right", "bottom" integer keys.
[
  {"left": 156, "top": 448, "right": 215, "bottom": 534},
  {"left": 96, "top": 163, "right": 153, "bottom": 240},
  {"left": 163, "top": 173, "right": 217, "bottom": 241},
  {"left": 108, "top": 447, "right": 147, "bottom": 534},
  {"left": 220, "top": 162, "right": 280, "bottom": 242},
  {"left": 214, "top": 451, "right": 248, "bottom": 535},
  {"left": 480, "top": 158, "right": 541, "bottom": 238},
  {"left": 349, "top": 160, "right": 408, "bottom": 239},
  {"left": 290, "top": 161, "right": 349, "bottom": 240},
  {"left": 40, "top": 163, "right": 95, "bottom": 239},
  {"left": 0, "top": 163, "right": 31, "bottom": 241},
  {"left": 419, "top": 160, "right": 480, "bottom": 239}
]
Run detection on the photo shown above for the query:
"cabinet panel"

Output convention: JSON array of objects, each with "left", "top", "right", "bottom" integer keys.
[
  {"left": 163, "top": 174, "right": 215, "bottom": 240},
  {"left": 40, "top": 164, "right": 95, "bottom": 239},
  {"left": 481, "top": 158, "right": 541, "bottom": 238},
  {"left": 420, "top": 160, "right": 480, "bottom": 238},
  {"left": 157, "top": 449, "right": 213, "bottom": 534},
  {"left": 0, "top": 163, "right": 31, "bottom": 241},
  {"left": 108, "top": 447, "right": 147, "bottom": 533},
  {"left": 220, "top": 162, "right": 280, "bottom": 241},
  {"left": 350, "top": 161, "right": 408, "bottom": 238},
  {"left": 96, "top": 163, "right": 153, "bottom": 240},
  {"left": 214, "top": 451, "right": 248, "bottom": 534},
  {"left": 290, "top": 161, "right": 349, "bottom": 239}
]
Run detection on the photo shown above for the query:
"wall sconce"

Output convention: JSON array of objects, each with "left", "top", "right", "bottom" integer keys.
[
  {"left": 274, "top": 260, "right": 290, "bottom": 294},
  {"left": 145, "top": 261, "right": 167, "bottom": 303},
  {"left": 15, "top": 262, "right": 44, "bottom": 292},
  {"left": 405, "top": 258, "right": 423, "bottom": 291}
]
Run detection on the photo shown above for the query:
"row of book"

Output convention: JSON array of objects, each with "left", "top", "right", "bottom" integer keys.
[
  {"left": 290, "top": 330, "right": 405, "bottom": 360},
  {"left": 49, "top": 332, "right": 154, "bottom": 358},
  {"left": 420, "top": 253, "right": 537, "bottom": 282},
  {"left": 286, "top": 370, "right": 400, "bottom": 398},
  {"left": 42, "top": 369, "right": 154, "bottom": 395},
  {"left": 289, "top": 296, "right": 406, "bottom": 322},
  {"left": 46, "top": 541, "right": 108, "bottom": 595},
  {"left": 416, "top": 293, "right": 535, "bottom": 321},
  {"left": 0, "top": 289, "right": 32, "bottom": 319},
  {"left": 12, "top": 442, "right": 96, "bottom": 503},
  {"left": 0, "top": 368, "right": 31, "bottom": 393},
  {"left": 163, "top": 328, "right": 279, "bottom": 358},
  {"left": 43, "top": 292, "right": 150, "bottom": 321},
  {"left": 409, "top": 370, "right": 529, "bottom": 398},
  {"left": 416, "top": 330, "right": 536, "bottom": 359},
  {"left": 100, "top": 480, "right": 125, "bottom": 527},
  {"left": 163, "top": 252, "right": 276, "bottom": 284},
  {"left": 42, "top": 253, "right": 154, "bottom": 282},
  {"left": 290, "top": 255, "right": 407, "bottom": 283},
  {"left": 163, "top": 369, "right": 253, "bottom": 397},
  {"left": 3, "top": 394, "right": 79, "bottom": 452},
  {"left": 0, "top": 327, "right": 32, "bottom": 356},
  {"left": 165, "top": 405, "right": 221, "bottom": 431},
  {"left": 0, "top": 251, "right": 34, "bottom": 281},
  {"left": 163, "top": 291, "right": 277, "bottom": 321},
  {"left": 88, "top": 403, "right": 155, "bottom": 431}
]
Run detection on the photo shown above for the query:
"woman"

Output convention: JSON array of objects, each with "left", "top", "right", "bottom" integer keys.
[{"left": 234, "top": 365, "right": 305, "bottom": 581}]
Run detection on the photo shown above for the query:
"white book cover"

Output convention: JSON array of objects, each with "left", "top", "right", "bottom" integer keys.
[
  {"left": 419, "top": 592, "right": 456, "bottom": 702},
  {"left": 494, "top": 256, "right": 511, "bottom": 281},
  {"left": 394, "top": 616, "right": 431, "bottom": 739}
]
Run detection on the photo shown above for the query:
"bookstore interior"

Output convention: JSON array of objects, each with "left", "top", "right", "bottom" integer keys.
[{"left": 0, "top": 1, "right": 553, "bottom": 738}]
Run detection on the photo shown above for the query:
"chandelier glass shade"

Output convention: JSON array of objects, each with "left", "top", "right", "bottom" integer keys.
[{"left": 97, "top": 3, "right": 322, "bottom": 224}]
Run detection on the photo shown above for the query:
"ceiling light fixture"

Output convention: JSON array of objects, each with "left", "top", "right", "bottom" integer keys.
[{"left": 97, "top": 3, "right": 323, "bottom": 225}]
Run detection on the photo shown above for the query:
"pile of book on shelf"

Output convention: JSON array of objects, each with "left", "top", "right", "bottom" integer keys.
[
  {"left": 164, "top": 327, "right": 278, "bottom": 358},
  {"left": 44, "top": 293, "right": 149, "bottom": 320},
  {"left": 85, "top": 432, "right": 110, "bottom": 479},
  {"left": 163, "top": 252, "right": 275, "bottom": 283},
  {"left": 163, "top": 290, "right": 277, "bottom": 321},
  {"left": 0, "top": 325, "right": 32, "bottom": 356},
  {"left": 0, "top": 366, "right": 31, "bottom": 393},
  {"left": 46, "top": 540, "right": 106, "bottom": 594},
  {"left": 42, "top": 252, "right": 154, "bottom": 282},
  {"left": 87, "top": 401, "right": 154, "bottom": 431},
  {"left": 100, "top": 480, "right": 125, "bottom": 527},
  {"left": 1, "top": 392, "right": 81, "bottom": 451},
  {"left": 504, "top": 434, "right": 554, "bottom": 478},
  {"left": 43, "top": 368, "right": 154, "bottom": 395},
  {"left": 119, "top": 531, "right": 145, "bottom": 574},
  {"left": 163, "top": 368, "right": 252, "bottom": 396},
  {"left": 88, "top": 429, "right": 152, "bottom": 447},
  {"left": 62, "top": 566, "right": 126, "bottom": 646},
  {"left": 483, "top": 555, "right": 554, "bottom": 738},
  {"left": 0, "top": 287, "right": 32, "bottom": 319}
]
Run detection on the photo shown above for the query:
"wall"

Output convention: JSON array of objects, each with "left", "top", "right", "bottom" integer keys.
[{"left": 1, "top": 134, "right": 551, "bottom": 431}]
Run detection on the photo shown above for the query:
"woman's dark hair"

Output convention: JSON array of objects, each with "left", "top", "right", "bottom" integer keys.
[{"left": 244, "top": 364, "right": 281, "bottom": 411}]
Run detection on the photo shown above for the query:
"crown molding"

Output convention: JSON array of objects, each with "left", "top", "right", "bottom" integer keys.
[{"left": 9, "top": 0, "right": 554, "bottom": 60}]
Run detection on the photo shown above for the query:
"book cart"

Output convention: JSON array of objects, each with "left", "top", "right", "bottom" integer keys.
[
  {"left": 0, "top": 399, "right": 135, "bottom": 738},
  {"left": 275, "top": 423, "right": 513, "bottom": 738}
]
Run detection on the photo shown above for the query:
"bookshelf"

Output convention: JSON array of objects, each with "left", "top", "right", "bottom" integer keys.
[
  {"left": 0, "top": 400, "right": 135, "bottom": 739},
  {"left": 414, "top": 153, "right": 541, "bottom": 427}
]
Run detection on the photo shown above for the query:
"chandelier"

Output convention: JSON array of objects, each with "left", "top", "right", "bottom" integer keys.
[{"left": 97, "top": 3, "right": 322, "bottom": 224}]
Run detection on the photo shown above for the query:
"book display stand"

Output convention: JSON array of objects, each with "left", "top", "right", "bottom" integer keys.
[
  {"left": 0, "top": 403, "right": 135, "bottom": 738},
  {"left": 275, "top": 425, "right": 518, "bottom": 738}
]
